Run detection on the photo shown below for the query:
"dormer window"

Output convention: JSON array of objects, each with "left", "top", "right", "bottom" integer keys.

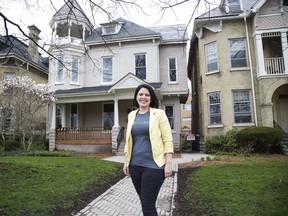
[
  {"left": 103, "top": 25, "right": 116, "bottom": 35},
  {"left": 226, "top": 0, "right": 242, "bottom": 12},
  {"left": 101, "top": 21, "right": 124, "bottom": 35}
]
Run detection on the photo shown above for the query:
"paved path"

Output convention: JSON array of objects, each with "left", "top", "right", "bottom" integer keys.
[{"left": 74, "top": 153, "right": 211, "bottom": 216}]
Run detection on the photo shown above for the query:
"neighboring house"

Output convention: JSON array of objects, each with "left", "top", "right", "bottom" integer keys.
[
  {"left": 48, "top": 0, "right": 189, "bottom": 153},
  {"left": 0, "top": 25, "right": 48, "bottom": 132},
  {"left": 188, "top": 0, "right": 288, "bottom": 151}
]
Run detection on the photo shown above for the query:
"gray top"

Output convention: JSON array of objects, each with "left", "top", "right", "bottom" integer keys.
[{"left": 130, "top": 111, "right": 163, "bottom": 169}]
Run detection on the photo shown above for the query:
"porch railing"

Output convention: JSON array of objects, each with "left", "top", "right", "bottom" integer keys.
[
  {"left": 56, "top": 127, "right": 112, "bottom": 144},
  {"left": 264, "top": 57, "right": 285, "bottom": 75}
]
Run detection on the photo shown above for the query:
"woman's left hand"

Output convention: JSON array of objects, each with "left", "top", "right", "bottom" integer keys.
[{"left": 164, "top": 162, "right": 173, "bottom": 178}]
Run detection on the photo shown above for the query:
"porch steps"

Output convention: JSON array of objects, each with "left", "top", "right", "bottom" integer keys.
[
  {"left": 115, "top": 141, "right": 125, "bottom": 156},
  {"left": 280, "top": 136, "right": 288, "bottom": 156}
]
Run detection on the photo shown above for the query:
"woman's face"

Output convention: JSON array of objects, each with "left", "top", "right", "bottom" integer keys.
[{"left": 137, "top": 87, "right": 151, "bottom": 109}]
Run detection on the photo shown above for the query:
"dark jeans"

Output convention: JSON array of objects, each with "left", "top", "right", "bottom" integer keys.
[{"left": 129, "top": 165, "right": 165, "bottom": 216}]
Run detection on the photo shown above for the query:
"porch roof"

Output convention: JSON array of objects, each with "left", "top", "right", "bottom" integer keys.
[{"left": 54, "top": 82, "right": 162, "bottom": 95}]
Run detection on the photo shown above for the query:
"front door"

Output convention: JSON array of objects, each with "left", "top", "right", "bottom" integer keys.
[{"left": 103, "top": 103, "right": 114, "bottom": 130}]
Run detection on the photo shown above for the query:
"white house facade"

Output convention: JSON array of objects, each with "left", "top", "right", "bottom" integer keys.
[{"left": 48, "top": 0, "right": 189, "bottom": 153}]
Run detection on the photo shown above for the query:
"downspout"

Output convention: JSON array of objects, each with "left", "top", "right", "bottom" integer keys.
[{"left": 244, "top": 16, "right": 258, "bottom": 126}]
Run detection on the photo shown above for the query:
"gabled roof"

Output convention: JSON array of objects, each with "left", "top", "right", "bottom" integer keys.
[
  {"left": 0, "top": 34, "right": 48, "bottom": 73},
  {"left": 196, "top": 0, "right": 258, "bottom": 20},
  {"left": 85, "top": 18, "right": 162, "bottom": 44},
  {"left": 109, "top": 72, "right": 162, "bottom": 93}
]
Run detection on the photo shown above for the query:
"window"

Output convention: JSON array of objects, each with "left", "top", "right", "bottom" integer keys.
[
  {"left": 57, "top": 55, "right": 64, "bottom": 82},
  {"left": 103, "top": 25, "right": 116, "bottom": 35},
  {"left": 284, "top": 0, "right": 288, "bottom": 6},
  {"left": 71, "top": 56, "right": 79, "bottom": 83},
  {"left": 56, "top": 104, "right": 62, "bottom": 128},
  {"left": 102, "top": 57, "right": 113, "bottom": 83},
  {"left": 169, "top": 57, "right": 177, "bottom": 82},
  {"left": 228, "top": 0, "right": 241, "bottom": 11},
  {"left": 229, "top": 39, "right": 247, "bottom": 68},
  {"left": 103, "top": 104, "right": 114, "bottom": 130},
  {"left": 71, "top": 104, "right": 78, "bottom": 128},
  {"left": 208, "top": 92, "right": 222, "bottom": 125},
  {"left": 3, "top": 72, "right": 15, "bottom": 94},
  {"left": 135, "top": 54, "right": 146, "bottom": 79},
  {"left": 165, "top": 106, "right": 174, "bottom": 129},
  {"left": 4, "top": 72, "right": 15, "bottom": 80},
  {"left": 1, "top": 108, "right": 12, "bottom": 131},
  {"left": 205, "top": 42, "right": 218, "bottom": 72},
  {"left": 233, "top": 90, "right": 252, "bottom": 123}
]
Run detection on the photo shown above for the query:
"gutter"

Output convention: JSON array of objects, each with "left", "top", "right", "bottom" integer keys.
[{"left": 244, "top": 16, "right": 258, "bottom": 126}]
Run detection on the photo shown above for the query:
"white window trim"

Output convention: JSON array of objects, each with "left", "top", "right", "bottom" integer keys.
[
  {"left": 101, "top": 56, "right": 113, "bottom": 84},
  {"left": 229, "top": 38, "right": 249, "bottom": 69},
  {"left": 168, "top": 57, "right": 178, "bottom": 83},
  {"left": 56, "top": 55, "right": 64, "bottom": 84},
  {"left": 134, "top": 53, "right": 147, "bottom": 79},
  {"left": 205, "top": 41, "right": 219, "bottom": 73},
  {"left": 71, "top": 55, "right": 79, "bottom": 84},
  {"left": 232, "top": 89, "right": 254, "bottom": 124},
  {"left": 208, "top": 91, "right": 222, "bottom": 125}
]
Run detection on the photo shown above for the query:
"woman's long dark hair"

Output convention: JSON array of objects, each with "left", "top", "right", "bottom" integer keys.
[{"left": 133, "top": 84, "right": 159, "bottom": 108}]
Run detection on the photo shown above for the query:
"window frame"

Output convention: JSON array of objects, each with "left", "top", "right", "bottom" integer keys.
[
  {"left": 71, "top": 55, "right": 79, "bottom": 83},
  {"left": 135, "top": 53, "right": 146, "bottom": 79},
  {"left": 165, "top": 105, "right": 174, "bottom": 129},
  {"left": 205, "top": 42, "right": 219, "bottom": 73},
  {"left": 229, "top": 38, "right": 248, "bottom": 69},
  {"left": 56, "top": 55, "right": 64, "bottom": 83},
  {"left": 232, "top": 90, "right": 253, "bottom": 124},
  {"left": 102, "top": 56, "right": 113, "bottom": 83},
  {"left": 168, "top": 57, "right": 177, "bottom": 83},
  {"left": 208, "top": 91, "right": 222, "bottom": 125}
]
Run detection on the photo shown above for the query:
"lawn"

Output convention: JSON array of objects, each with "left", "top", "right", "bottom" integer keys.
[
  {"left": 0, "top": 154, "right": 124, "bottom": 216},
  {"left": 174, "top": 155, "right": 288, "bottom": 216}
]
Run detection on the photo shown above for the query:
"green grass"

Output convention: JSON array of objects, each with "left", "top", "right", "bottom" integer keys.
[
  {"left": 0, "top": 155, "right": 123, "bottom": 216},
  {"left": 185, "top": 160, "right": 288, "bottom": 216}
]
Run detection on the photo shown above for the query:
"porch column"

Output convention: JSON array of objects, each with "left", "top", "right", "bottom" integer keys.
[
  {"left": 254, "top": 34, "right": 265, "bottom": 76},
  {"left": 114, "top": 99, "right": 120, "bottom": 127},
  {"left": 112, "top": 98, "right": 121, "bottom": 152},
  {"left": 281, "top": 31, "right": 288, "bottom": 74},
  {"left": 49, "top": 103, "right": 56, "bottom": 151},
  {"left": 61, "top": 104, "right": 66, "bottom": 127}
]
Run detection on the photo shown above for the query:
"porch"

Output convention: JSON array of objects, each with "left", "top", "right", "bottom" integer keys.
[{"left": 56, "top": 127, "right": 112, "bottom": 145}]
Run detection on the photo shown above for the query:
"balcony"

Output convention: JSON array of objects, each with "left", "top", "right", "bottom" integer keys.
[{"left": 264, "top": 57, "right": 285, "bottom": 75}]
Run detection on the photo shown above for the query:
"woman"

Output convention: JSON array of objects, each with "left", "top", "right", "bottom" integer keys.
[{"left": 123, "top": 84, "right": 174, "bottom": 216}]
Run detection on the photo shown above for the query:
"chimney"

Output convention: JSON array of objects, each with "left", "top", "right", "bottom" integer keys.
[{"left": 27, "top": 25, "right": 41, "bottom": 63}]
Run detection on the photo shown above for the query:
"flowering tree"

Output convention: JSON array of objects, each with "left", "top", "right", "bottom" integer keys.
[{"left": 0, "top": 76, "right": 55, "bottom": 150}]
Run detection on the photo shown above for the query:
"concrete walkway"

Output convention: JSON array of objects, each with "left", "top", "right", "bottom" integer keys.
[{"left": 74, "top": 153, "right": 211, "bottom": 216}]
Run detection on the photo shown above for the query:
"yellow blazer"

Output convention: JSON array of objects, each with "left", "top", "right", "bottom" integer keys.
[{"left": 124, "top": 107, "right": 174, "bottom": 167}]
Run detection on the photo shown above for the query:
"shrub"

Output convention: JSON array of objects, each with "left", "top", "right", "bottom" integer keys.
[
  {"left": 181, "top": 140, "right": 192, "bottom": 151},
  {"left": 4, "top": 140, "right": 21, "bottom": 151},
  {"left": 205, "top": 135, "right": 227, "bottom": 154},
  {"left": 235, "top": 127, "right": 282, "bottom": 153}
]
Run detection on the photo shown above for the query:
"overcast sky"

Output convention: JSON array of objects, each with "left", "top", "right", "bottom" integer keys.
[{"left": 0, "top": 0, "right": 220, "bottom": 49}]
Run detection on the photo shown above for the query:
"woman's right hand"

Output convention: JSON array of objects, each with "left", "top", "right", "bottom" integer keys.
[{"left": 123, "top": 163, "right": 130, "bottom": 176}]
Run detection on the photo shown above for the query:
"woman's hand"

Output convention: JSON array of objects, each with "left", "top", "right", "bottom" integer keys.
[
  {"left": 164, "top": 162, "right": 173, "bottom": 178},
  {"left": 164, "top": 153, "right": 173, "bottom": 178},
  {"left": 123, "top": 163, "right": 130, "bottom": 176}
]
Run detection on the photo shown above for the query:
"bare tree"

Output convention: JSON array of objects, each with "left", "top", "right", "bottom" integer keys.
[{"left": 0, "top": 0, "right": 219, "bottom": 60}]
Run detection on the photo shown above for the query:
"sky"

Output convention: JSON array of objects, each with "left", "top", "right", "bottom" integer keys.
[{"left": 0, "top": 0, "right": 220, "bottom": 54}]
